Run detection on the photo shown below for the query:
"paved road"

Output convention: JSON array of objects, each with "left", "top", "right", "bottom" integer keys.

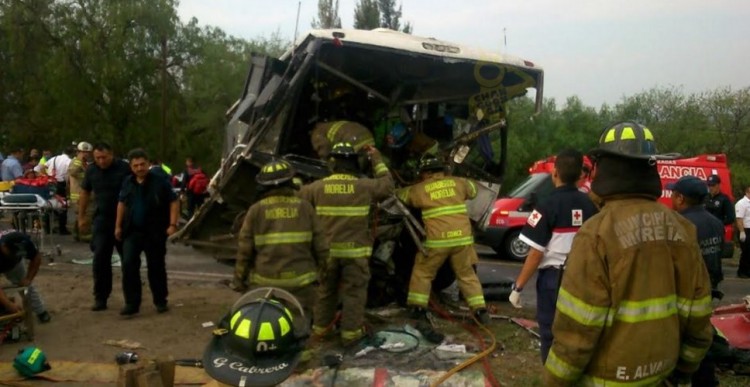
[
  {"left": 475, "top": 244, "right": 750, "bottom": 308},
  {"left": 39, "top": 234, "right": 749, "bottom": 309}
]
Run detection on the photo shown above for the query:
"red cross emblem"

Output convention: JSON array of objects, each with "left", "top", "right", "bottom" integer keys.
[
  {"left": 572, "top": 209, "right": 583, "bottom": 226},
  {"left": 527, "top": 210, "right": 542, "bottom": 227}
]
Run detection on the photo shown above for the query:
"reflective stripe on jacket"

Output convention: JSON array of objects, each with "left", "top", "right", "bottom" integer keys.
[
  {"left": 543, "top": 198, "right": 713, "bottom": 386},
  {"left": 299, "top": 156, "right": 394, "bottom": 259},
  {"left": 399, "top": 173, "right": 477, "bottom": 248},
  {"left": 235, "top": 189, "right": 328, "bottom": 286}
]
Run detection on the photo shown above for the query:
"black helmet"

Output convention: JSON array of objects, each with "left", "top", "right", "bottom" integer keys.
[
  {"left": 203, "top": 294, "right": 303, "bottom": 387},
  {"left": 418, "top": 154, "right": 444, "bottom": 173},
  {"left": 329, "top": 142, "right": 357, "bottom": 159},
  {"left": 256, "top": 160, "right": 295, "bottom": 186},
  {"left": 589, "top": 121, "right": 676, "bottom": 160}
]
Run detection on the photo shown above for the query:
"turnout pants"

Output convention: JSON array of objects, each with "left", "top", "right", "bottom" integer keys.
[
  {"left": 536, "top": 267, "right": 563, "bottom": 364},
  {"left": 407, "top": 244, "right": 486, "bottom": 311},
  {"left": 3, "top": 260, "right": 45, "bottom": 314},
  {"left": 121, "top": 231, "right": 168, "bottom": 308},
  {"left": 313, "top": 258, "right": 370, "bottom": 342},
  {"left": 91, "top": 219, "right": 123, "bottom": 304}
]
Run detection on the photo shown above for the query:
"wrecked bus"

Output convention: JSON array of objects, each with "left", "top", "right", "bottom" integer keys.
[{"left": 174, "top": 28, "right": 543, "bottom": 303}]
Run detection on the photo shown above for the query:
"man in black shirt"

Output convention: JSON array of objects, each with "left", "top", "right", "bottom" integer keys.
[
  {"left": 115, "top": 149, "right": 179, "bottom": 316},
  {"left": 670, "top": 176, "right": 725, "bottom": 289},
  {"left": 705, "top": 175, "right": 735, "bottom": 226},
  {"left": 668, "top": 176, "right": 725, "bottom": 386},
  {"left": 0, "top": 231, "right": 51, "bottom": 322},
  {"left": 79, "top": 142, "right": 132, "bottom": 311}
]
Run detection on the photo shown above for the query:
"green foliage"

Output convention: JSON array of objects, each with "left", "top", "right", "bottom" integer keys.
[
  {"left": 501, "top": 86, "right": 750, "bottom": 198},
  {"left": 377, "top": 0, "right": 411, "bottom": 33},
  {"left": 352, "top": 0, "right": 412, "bottom": 33},
  {"left": 311, "top": 0, "right": 342, "bottom": 29},
  {"left": 353, "top": 0, "right": 380, "bottom": 30},
  {"left": 0, "top": 0, "right": 287, "bottom": 173}
]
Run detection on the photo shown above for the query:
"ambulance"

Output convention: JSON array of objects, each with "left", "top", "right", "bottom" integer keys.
[{"left": 478, "top": 154, "right": 735, "bottom": 261}]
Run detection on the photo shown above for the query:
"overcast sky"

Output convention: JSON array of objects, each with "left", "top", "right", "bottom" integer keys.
[{"left": 177, "top": 0, "right": 750, "bottom": 108}]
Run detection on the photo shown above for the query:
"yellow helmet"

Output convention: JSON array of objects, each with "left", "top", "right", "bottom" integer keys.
[
  {"left": 589, "top": 122, "right": 676, "bottom": 160},
  {"left": 203, "top": 296, "right": 303, "bottom": 387},
  {"left": 256, "top": 160, "right": 295, "bottom": 186}
]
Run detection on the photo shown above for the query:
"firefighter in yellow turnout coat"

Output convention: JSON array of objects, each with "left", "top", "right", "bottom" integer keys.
[
  {"left": 544, "top": 122, "right": 713, "bottom": 386},
  {"left": 398, "top": 155, "right": 489, "bottom": 341},
  {"left": 231, "top": 160, "right": 329, "bottom": 324},
  {"left": 300, "top": 142, "right": 393, "bottom": 346},
  {"left": 310, "top": 121, "right": 375, "bottom": 159}
]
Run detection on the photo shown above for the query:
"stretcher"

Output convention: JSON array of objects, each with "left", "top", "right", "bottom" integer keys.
[{"left": 0, "top": 193, "right": 62, "bottom": 259}]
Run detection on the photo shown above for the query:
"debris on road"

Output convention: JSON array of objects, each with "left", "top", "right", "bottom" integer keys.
[{"left": 103, "top": 339, "right": 144, "bottom": 350}]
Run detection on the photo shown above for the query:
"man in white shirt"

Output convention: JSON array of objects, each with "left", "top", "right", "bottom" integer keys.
[
  {"left": 45, "top": 147, "right": 75, "bottom": 235},
  {"left": 735, "top": 186, "right": 750, "bottom": 278}
]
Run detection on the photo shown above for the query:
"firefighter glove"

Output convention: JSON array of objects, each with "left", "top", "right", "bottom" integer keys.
[
  {"left": 509, "top": 286, "right": 522, "bottom": 309},
  {"left": 741, "top": 231, "right": 746, "bottom": 243}
]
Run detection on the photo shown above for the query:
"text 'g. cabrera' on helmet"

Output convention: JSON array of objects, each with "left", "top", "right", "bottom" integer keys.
[
  {"left": 256, "top": 160, "right": 296, "bottom": 186},
  {"left": 387, "top": 123, "right": 413, "bottom": 149},
  {"left": 329, "top": 142, "right": 357, "bottom": 158},
  {"left": 203, "top": 287, "right": 306, "bottom": 387},
  {"left": 589, "top": 121, "right": 679, "bottom": 161}
]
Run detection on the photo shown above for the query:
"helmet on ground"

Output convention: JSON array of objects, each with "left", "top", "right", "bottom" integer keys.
[
  {"left": 419, "top": 154, "right": 445, "bottom": 173},
  {"left": 329, "top": 142, "right": 357, "bottom": 159},
  {"left": 203, "top": 290, "right": 303, "bottom": 387},
  {"left": 589, "top": 121, "right": 676, "bottom": 160},
  {"left": 76, "top": 142, "right": 93, "bottom": 152},
  {"left": 256, "top": 160, "right": 295, "bottom": 186},
  {"left": 387, "top": 123, "right": 413, "bottom": 149}
]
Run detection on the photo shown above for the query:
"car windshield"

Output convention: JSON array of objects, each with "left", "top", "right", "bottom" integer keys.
[{"left": 506, "top": 173, "right": 552, "bottom": 199}]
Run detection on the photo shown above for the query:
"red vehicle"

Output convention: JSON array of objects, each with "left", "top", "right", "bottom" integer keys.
[{"left": 477, "top": 154, "right": 735, "bottom": 261}]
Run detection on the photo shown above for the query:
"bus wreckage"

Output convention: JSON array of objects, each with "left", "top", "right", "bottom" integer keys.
[{"left": 173, "top": 28, "right": 544, "bottom": 306}]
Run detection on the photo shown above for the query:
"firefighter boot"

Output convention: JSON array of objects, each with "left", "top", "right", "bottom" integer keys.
[
  {"left": 474, "top": 308, "right": 491, "bottom": 326},
  {"left": 411, "top": 307, "right": 445, "bottom": 344}
]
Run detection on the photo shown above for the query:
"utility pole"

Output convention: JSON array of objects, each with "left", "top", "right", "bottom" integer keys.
[
  {"left": 503, "top": 27, "right": 507, "bottom": 51},
  {"left": 293, "top": 1, "right": 301, "bottom": 56}
]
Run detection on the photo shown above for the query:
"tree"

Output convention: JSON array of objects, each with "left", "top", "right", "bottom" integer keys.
[
  {"left": 353, "top": 0, "right": 379, "bottom": 30},
  {"left": 311, "top": 0, "right": 341, "bottom": 29},
  {"left": 377, "top": 0, "right": 411, "bottom": 33}
]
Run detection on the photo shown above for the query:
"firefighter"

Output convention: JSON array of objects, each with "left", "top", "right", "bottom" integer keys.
[
  {"left": 544, "top": 122, "right": 713, "bottom": 386},
  {"left": 310, "top": 120, "right": 375, "bottom": 160},
  {"left": 508, "top": 148, "right": 598, "bottom": 364},
  {"left": 68, "top": 141, "right": 93, "bottom": 242},
  {"left": 230, "top": 159, "right": 329, "bottom": 323},
  {"left": 398, "top": 154, "right": 489, "bottom": 343},
  {"left": 704, "top": 174, "right": 735, "bottom": 226},
  {"left": 300, "top": 142, "right": 394, "bottom": 346}
]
